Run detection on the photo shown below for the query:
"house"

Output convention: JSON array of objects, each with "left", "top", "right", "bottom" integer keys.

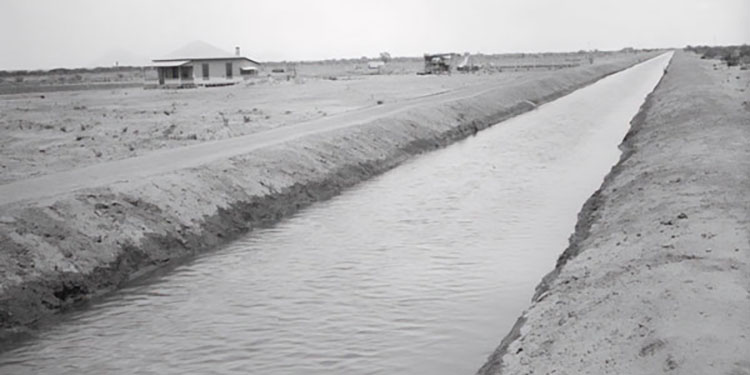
[{"left": 152, "top": 41, "right": 261, "bottom": 88}]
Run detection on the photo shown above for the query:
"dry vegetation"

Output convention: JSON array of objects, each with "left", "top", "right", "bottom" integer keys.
[
  {"left": 0, "top": 49, "right": 652, "bottom": 94},
  {"left": 0, "top": 67, "right": 145, "bottom": 95},
  {"left": 684, "top": 44, "right": 750, "bottom": 68},
  {"left": 0, "top": 50, "right": 655, "bottom": 184},
  {"left": 263, "top": 49, "right": 649, "bottom": 78}
]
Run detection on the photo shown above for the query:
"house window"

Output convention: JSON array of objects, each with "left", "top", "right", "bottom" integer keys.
[
  {"left": 166, "top": 67, "right": 179, "bottom": 79},
  {"left": 226, "top": 62, "right": 233, "bottom": 78},
  {"left": 202, "top": 63, "right": 209, "bottom": 80},
  {"left": 180, "top": 66, "right": 192, "bottom": 79}
]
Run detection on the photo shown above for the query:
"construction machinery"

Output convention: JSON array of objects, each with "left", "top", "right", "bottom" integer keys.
[
  {"left": 456, "top": 53, "right": 481, "bottom": 73},
  {"left": 419, "top": 53, "right": 457, "bottom": 75}
]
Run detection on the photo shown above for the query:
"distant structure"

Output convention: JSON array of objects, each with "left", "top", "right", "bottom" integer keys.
[
  {"left": 152, "top": 41, "right": 261, "bottom": 88},
  {"left": 420, "top": 53, "right": 458, "bottom": 75},
  {"left": 368, "top": 60, "right": 386, "bottom": 71},
  {"left": 456, "top": 53, "right": 481, "bottom": 73}
]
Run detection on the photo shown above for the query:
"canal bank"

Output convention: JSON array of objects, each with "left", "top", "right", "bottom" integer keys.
[
  {"left": 477, "top": 51, "right": 750, "bottom": 374},
  {"left": 0, "top": 52, "right": 660, "bottom": 341}
]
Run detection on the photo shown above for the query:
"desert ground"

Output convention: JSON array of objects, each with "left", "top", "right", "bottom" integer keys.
[
  {"left": 477, "top": 51, "right": 750, "bottom": 374},
  {"left": 0, "top": 51, "right": 641, "bottom": 184},
  {"left": 0, "top": 49, "right": 617, "bottom": 94}
]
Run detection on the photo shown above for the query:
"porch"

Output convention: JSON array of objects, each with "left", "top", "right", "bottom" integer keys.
[{"left": 155, "top": 60, "right": 195, "bottom": 88}]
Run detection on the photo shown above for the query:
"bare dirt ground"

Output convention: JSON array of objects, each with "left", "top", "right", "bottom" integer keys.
[
  {"left": 477, "top": 51, "right": 750, "bottom": 374},
  {"left": 0, "top": 52, "right": 657, "bottom": 342},
  {"left": 0, "top": 52, "right": 642, "bottom": 185}
]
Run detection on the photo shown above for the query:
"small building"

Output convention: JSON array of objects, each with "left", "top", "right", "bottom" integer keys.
[
  {"left": 367, "top": 61, "right": 385, "bottom": 70},
  {"left": 367, "top": 60, "right": 386, "bottom": 74},
  {"left": 152, "top": 41, "right": 261, "bottom": 88}
]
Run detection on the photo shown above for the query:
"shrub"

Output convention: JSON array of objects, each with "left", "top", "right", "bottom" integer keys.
[{"left": 686, "top": 44, "right": 750, "bottom": 67}]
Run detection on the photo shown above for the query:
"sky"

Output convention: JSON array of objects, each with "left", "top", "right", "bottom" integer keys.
[{"left": 0, "top": 0, "right": 748, "bottom": 70}]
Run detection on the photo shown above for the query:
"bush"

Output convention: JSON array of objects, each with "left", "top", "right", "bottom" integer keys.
[{"left": 685, "top": 44, "right": 750, "bottom": 67}]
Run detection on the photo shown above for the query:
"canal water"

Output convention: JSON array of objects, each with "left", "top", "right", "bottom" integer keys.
[{"left": 0, "top": 53, "right": 671, "bottom": 375}]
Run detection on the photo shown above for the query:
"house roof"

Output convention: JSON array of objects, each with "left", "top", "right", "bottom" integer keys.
[
  {"left": 164, "top": 40, "right": 234, "bottom": 59},
  {"left": 153, "top": 56, "right": 260, "bottom": 64},
  {"left": 152, "top": 41, "right": 261, "bottom": 65}
]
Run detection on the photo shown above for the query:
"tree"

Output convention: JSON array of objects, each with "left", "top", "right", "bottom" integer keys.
[{"left": 379, "top": 52, "right": 392, "bottom": 64}]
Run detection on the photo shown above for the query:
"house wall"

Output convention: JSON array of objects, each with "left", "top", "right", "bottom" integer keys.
[{"left": 189, "top": 59, "right": 258, "bottom": 85}]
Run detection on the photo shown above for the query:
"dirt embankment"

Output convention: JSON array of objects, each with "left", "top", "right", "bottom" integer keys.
[
  {"left": 477, "top": 51, "right": 750, "bottom": 374},
  {"left": 0, "top": 53, "right": 658, "bottom": 342}
]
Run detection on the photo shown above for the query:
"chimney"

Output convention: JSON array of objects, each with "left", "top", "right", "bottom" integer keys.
[{"left": 235, "top": 46, "right": 240, "bottom": 56}]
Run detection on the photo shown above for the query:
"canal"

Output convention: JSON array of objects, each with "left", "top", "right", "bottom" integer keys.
[{"left": 0, "top": 53, "right": 672, "bottom": 375}]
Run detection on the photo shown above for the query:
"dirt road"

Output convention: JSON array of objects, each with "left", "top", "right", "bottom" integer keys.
[
  {"left": 0, "top": 53, "right": 650, "bottom": 186},
  {"left": 0, "top": 72, "right": 520, "bottom": 185},
  {"left": 477, "top": 51, "right": 750, "bottom": 375},
  {"left": 0, "top": 75, "right": 574, "bottom": 206},
  {"left": 0, "top": 54, "right": 658, "bottom": 206}
]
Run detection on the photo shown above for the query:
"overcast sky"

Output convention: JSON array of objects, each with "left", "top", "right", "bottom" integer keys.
[{"left": 1, "top": 0, "right": 747, "bottom": 70}]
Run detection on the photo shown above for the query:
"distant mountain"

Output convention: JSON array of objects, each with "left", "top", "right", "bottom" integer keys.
[
  {"left": 158, "top": 40, "right": 236, "bottom": 60},
  {"left": 89, "top": 49, "right": 150, "bottom": 68}
]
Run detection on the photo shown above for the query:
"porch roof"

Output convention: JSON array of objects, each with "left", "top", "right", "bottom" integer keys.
[{"left": 152, "top": 60, "right": 191, "bottom": 68}]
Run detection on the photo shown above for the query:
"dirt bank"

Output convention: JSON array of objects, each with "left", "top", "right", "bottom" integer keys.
[
  {"left": 477, "top": 51, "right": 750, "bottom": 374},
  {"left": 0, "top": 53, "right": 659, "bottom": 342}
]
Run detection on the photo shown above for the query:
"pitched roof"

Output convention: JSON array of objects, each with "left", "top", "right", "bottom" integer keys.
[
  {"left": 153, "top": 41, "right": 261, "bottom": 64},
  {"left": 164, "top": 41, "right": 234, "bottom": 59}
]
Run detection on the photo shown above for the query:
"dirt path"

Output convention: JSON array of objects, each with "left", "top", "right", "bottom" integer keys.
[
  {"left": 1, "top": 54, "right": 656, "bottom": 186},
  {"left": 0, "top": 70, "right": 534, "bottom": 185},
  {"left": 477, "top": 51, "right": 750, "bottom": 375},
  {"left": 0, "top": 77, "right": 547, "bottom": 206},
  {"left": 0, "top": 57, "right": 652, "bottom": 207}
]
